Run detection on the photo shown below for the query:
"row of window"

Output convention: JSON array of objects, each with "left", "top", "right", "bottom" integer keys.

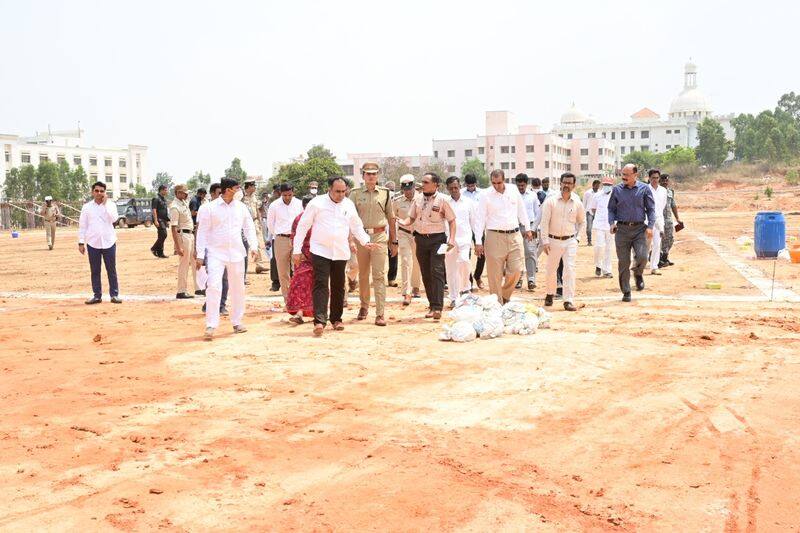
[
  {"left": 437, "top": 143, "right": 580, "bottom": 159},
  {"left": 89, "top": 172, "right": 129, "bottom": 184},
  {"left": 618, "top": 146, "right": 651, "bottom": 155},
  {"left": 16, "top": 152, "right": 135, "bottom": 168}
]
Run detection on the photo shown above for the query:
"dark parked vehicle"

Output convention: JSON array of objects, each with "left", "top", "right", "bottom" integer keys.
[{"left": 114, "top": 198, "right": 153, "bottom": 228}]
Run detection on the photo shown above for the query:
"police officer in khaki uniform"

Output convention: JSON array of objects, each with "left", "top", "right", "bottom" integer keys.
[
  {"left": 349, "top": 162, "right": 397, "bottom": 326},
  {"left": 244, "top": 181, "right": 269, "bottom": 274},
  {"left": 170, "top": 184, "right": 196, "bottom": 299},
  {"left": 392, "top": 174, "right": 422, "bottom": 306},
  {"left": 41, "top": 196, "right": 60, "bottom": 250}
]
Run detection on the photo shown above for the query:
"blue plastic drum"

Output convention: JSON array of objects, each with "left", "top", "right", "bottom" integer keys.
[{"left": 754, "top": 211, "right": 785, "bottom": 258}]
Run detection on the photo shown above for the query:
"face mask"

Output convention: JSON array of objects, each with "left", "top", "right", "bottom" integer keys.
[
  {"left": 309, "top": 188, "right": 318, "bottom": 195},
  {"left": 234, "top": 189, "right": 244, "bottom": 202},
  {"left": 603, "top": 185, "right": 612, "bottom": 193}
]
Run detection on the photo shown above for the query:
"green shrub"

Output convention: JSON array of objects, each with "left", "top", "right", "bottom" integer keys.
[
  {"left": 765, "top": 186, "right": 773, "bottom": 199},
  {"left": 786, "top": 169, "right": 799, "bottom": 185}
]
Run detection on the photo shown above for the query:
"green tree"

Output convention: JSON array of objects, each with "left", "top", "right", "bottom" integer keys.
[
  {"left": 134, "top": 184, "right": 147, "bottom": 197},
  {"left": 150, "top": 172, "right": 174, "bottom": 194},
  {"left": 460, "top": 158, "right": 489, "bottom": 187},
  {"left": 660, "top": 146, "right": 696, "bottom": 167},
  {"left": 733, "top": 108, "right": 800, "bottom": 163},
  {"left": 224, "top": 158, "right": 248, "bottom": 181},
  {"left": 186, "top": 170, "right": 211, "bottom": 192},
  {"left": 63, "top": 164, "right": 89, "bottom": 201},
  {"left": 306, "top": 144, "right": 335, "bottom": 161},
  {"left": 380, "top": 156, "right": 412, "bottom": 188},
  {"left": 696, "top": 118, "right": 730, "bottom": 167},
  {"left": 36, "top": 161, "right": 61, "bottom": 199},
  {"left": 272, "top": 145, "right": 343, "bottom": 194},
  {"left": 777, "top": 91, "right": 800, "bottom": 123},
  {"left": 623, "top": 151, "right": 662, "bottom": 173}
]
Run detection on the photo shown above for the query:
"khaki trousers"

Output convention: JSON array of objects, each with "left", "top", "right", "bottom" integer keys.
[
  {"left": 274, "top": 235, "right": 293, "bottom": 301},
  {"left": 484, "top": 230, "right": 524, "bottom": 303},
  {"left": 252, "top": 221, "right": 268, "bottom": 270},
  {"left": 347, "top": 254, "right": 358, "bottom": 282},
  {"left": 177, "top": 232, "right": 195, "bottom": 294},
  {"left": 356, "top": 234, "right": 388, "bottom": 316},
  {"left": 397, "top": 229, "right": 420, "bottom": 296},
  {"left": 45, "top": 221, "right": 56, "bottom": 247}
]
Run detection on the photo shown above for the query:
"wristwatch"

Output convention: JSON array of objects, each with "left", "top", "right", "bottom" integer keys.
[{"left": 392, "top": 241, "right": 399, "bottom": 245}]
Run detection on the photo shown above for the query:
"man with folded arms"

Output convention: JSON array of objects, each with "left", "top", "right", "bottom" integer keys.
[
  {"left": 474, "top": 170, "right": 533, "bottom": 304},
  {"left": 540, "top": 172, "right": 585, "bottom": 312}
]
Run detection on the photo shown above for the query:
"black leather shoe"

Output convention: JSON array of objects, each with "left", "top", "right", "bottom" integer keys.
[
  {"left": 85, "top": 297, "right": 102, "bottom": 305},
  {"left": 176, "top": 292, "right": 194, "bottom": 299},
  {"left": 515, "top": 279, "right": 522, "bottom": 289},
  {"left": 527, "top": 281, "right": 535, "bottom": 291},
  {"left": 635, "top": 275, "right": 645, "bottom": 291},
  {"left": 157, "top": 254, "right": 169, "bottom": 259},
  {"left": 622, "top": 292, "right": 632, "bottom": 302},
  {"left": 110, "top": 297, "right": 122, "bottom": 304},
  {"left": 595, "top": 267, "right": 601, "bottom": 277},
  {"left": 544, "top": 294, "right": 554, "bottom": 307},
  {"left": 270, "top": 283, "right": 280, "bottom": 292},
  {"left": 563, "top": 302, "right": 577, "bottom": 311},
  {"left": 194, "top": 289, "right": 205, "bottom": 296}
]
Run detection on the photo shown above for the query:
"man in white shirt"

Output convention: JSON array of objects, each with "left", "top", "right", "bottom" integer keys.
[
  {"left": 540, "top": 172, "right": 586, "bottom": 311},
  {"left": 583, "top": 179, "right": 600, "bottom": 246},
  {"left": 647, "top": 169, "right": 668, "bottom": 275},
  {"left": 588, "top": 176, "right": 615, "bottom": 278},
  {"left": 474, "top": 170, "right": 533, "bottom": 304},
  {"left": 515, "top": 173, "right": 541, "bottom": 291},
  {"left": 445, "top": 176, "right": 477, "bottom": 305},
  {"left": 461, "top": 173, "right": 485, "bottom": 289},
  {"left": 267, "top": 183, "right": 304, "bottom": 303},
  {"left": 78, "top": 181, "right": 122, "bottom": 305},
  {"left": 293, "top": 176, "right": 378, "bottom": 337},
  {"left": 195, "top": 178, "right": 258, "bottom": 339}
]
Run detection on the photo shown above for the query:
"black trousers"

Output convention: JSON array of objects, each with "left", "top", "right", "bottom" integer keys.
[
  {"left": 87, "top": 244, "right": 119, "bottom": 298},
  {"left": 151, "top": 220, "right": 168, "bottom": 254},
  {"left": 270, "top": 239, "right": 280, "bottom": 287},
  {"left": 311, "top": 253, "right": 347, "bottom": 325},
  {"left": 615, "top": 223, "right": 648, "bottom": 293},
  {"left": 387, "top": 248, "right": 398, "bottom": 282},
  {"left": 472, "top": 233, "right": 485, "bottom": 282},
  {"left": 415, "top": 232, "right": 447, "bottom": 311}
]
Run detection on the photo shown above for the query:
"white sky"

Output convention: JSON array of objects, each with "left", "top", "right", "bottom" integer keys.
[{"left": 1, "top": 0, "right": 798, "bottom": 180}]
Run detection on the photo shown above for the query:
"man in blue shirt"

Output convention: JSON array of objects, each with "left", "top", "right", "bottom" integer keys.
[{"left": 608, "top": 164, "right": 656, "bottom": 302}]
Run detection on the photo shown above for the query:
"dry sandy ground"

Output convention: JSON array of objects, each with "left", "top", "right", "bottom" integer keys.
[{"left": 1, "top": 209, "right": 800, "bottom": 531}]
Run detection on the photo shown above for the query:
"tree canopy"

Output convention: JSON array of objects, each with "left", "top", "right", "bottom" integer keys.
[
  {"left": 272, "top": 144, "right": 341, "bottom": 194},
  {"left": 460, "top": 158, "right": 489, "bottom": 187},
  {"left": 695, "top": 118, "right": 731, "bottom": 168}
]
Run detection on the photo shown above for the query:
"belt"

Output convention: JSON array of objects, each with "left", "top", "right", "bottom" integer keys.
[
  {"left": 488, "top": 228, "right": 519, "bottom": 234},
  {"left": 398, "top": 227, "right": 412, "bottom": 234},
  {"left": 548, "top": 234, "right": 575, "bottom": 240},
  {"left": 277, "top": 233, "right": 292, "bottom": 238},
  {"left": 616, "top": 221, "right": 644, "bottom": 226},
  {"left": 180, "top": 229, "right": 193, "bottom": 234},
  {"left": 365, "top": 225, "right": 386, "bottom": 235},
  {"left": 413, "top": 231, "right": 445, "bottom": 238}
]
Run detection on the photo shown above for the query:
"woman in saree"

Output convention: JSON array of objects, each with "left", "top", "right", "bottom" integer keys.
[{"left": 287, "top": 195, "right": 315, "bottom": 323}]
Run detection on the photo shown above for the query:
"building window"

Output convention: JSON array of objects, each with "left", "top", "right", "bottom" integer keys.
[
  {"left": 641, "top": 145, "right": 650, "bottom": 152},
  {"left": 136, "top": 155, "right": 141, "bottom": 168},
  {"left": 567, "top": 133, "right": 573, "bottom": 139},
  {"left": 641, "top": 130, "right": 650, "bottom": 139},
  {"left": 598, "top": 163, "right": 603, "bottom": 171},
  {"left": 630, "top": 146, "right": 635, "bottom": 153},
  {"left": 525, "top": 145, "right": 534, "bottom": 153},
  {"left": 39, "top": 154, "right": 49, "bottom": 163},
  {"left": 501, "top": 162, "right": 510, "bottom": 169},
  {"left": 510, "top": 162, "right": 516, "bottom": 169},
  {"left": 57, "top": 154, "right": 66, "bottom": 164},
  {"left": 119, "top": 158, "right": 126, "bottom": 168},
  {"left": 566, "top": 149, "right": 571, "bottom": 156},
  {"left": 545, "top": 161, "right": 550, "bottom": 169},
  {"left": 340, "top": 164, "right": 354, "bottom": 175},
  {"left": 478, "top": 147, "right": 485, "bottom": 155},
  {"left": 580, "top": 148, "right": 588, "bottom": 156},
  {"left": 90, "top": 173, "right": 98, "bottom": 180},
  {"left": 433, "top": 151, "right": 438, "bottom": 158},
  {"left": 447, "top": 165, "right": 455, "bottom": 172},
  {"left": 620, "top": 146, "right": 626, "bottom": 154},
  {"left": 464, "top": 149, "right": 473, "bottom": 157},
  {"left": 611, "top": 132, "right": 616, "bottom": 140},
  {"left": 588, "top": 132, "right": 596, "bottom": 139},
  {"left": 674, "top": 129, "right": 680, "bottom": 134},
  {"left": 510, "top": 146, "right": 516, "bottom": 154},
  {"left": 90, "top": 156, "right": 97, "bottom": 166},
  {"left": 598, "top": 148, "right": 603, "bottom": 156},
  {"left": 580, "top": 163, "right": 589, "bottom": 171},
  {"left": 544, "top": 144, "right": 550, "bottom": 152},
  {"left": 666, "top": 129, "right": 672, "bottom": 134},
  {"left": 566, "top": 164, "right": 571, "bottom": 171},
  {"left": 621, "top": 131, "right": 626, "bottom": 140},
  {"left": 500, "top": 146, "right": 509, "bottom": 154},
  {"left": 526, "top": 161, "right": 534, "bottom": 169},
  {"left": 73, "top": 156, "right": 81, "bottom": 166},
  {"left": 447, "top": 150, "right": 455, "bottom": 158},
  {"left": 666, "top": 144, "right": 672, "bottom": 149},
  {"left": 4, "top": 150, "right": 10, "bottom": 162},
  {"left": 630, "top": 131, "right": 635, "bottom": 139},
  {"left": 602, "top": 132, "right": 607, "bottom": 139}
]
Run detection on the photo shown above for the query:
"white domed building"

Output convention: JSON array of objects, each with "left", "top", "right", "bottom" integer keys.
[{"left": 551, "top": 61, "right": 734, "bottom": 166}]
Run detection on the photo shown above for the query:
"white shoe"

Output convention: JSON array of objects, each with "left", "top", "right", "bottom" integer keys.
[
  {"left": 233, "top": 325, "right": 247, "bottom": 334},
  {"left": 204, "top": 327, "right": 215, "bottom": 340},
  {"left": 651, "top": 269, "right": 661, "bottom": 275}
]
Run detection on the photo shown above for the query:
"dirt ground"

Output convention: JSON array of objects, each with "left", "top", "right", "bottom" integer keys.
[{"left": 2, "top": 206, "right": 800, "bottom": 531}]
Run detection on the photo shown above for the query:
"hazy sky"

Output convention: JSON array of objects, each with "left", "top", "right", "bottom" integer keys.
[{"left": 1, "top": 0, "right": 798, "bottom": 180}]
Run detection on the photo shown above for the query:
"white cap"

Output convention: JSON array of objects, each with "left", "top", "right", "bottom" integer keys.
[
  {"left": 399, "top": 174, "right": 415, "bottom": 185},
  {"left": 44, "top": 196, "right": 53, "bottom": 201}
]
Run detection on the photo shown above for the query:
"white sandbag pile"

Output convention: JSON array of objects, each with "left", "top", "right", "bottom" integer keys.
[{"left": 439, "top": 294, "right": 551, "bottom": 342}]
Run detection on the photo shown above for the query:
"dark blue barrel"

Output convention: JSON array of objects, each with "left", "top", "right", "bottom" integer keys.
[{"left": 754, "top": 211, "right": 785, "bottom": 258}]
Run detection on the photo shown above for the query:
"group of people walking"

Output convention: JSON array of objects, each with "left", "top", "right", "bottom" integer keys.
[{"left": 72, "top": 160, "right": 682, "bottom": 339}]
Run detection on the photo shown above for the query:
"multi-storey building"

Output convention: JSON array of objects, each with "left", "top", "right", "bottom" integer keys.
[{"left": 1, "top": 128, "right": 149, "bottom": 199}]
